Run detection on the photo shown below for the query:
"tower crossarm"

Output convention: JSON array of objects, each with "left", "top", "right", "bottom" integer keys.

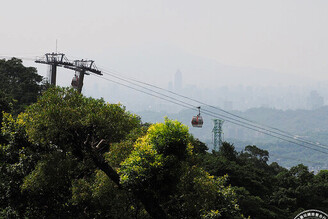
[
  {"left": 35, "top": 53, "right": 102, "bottom": 90},
  {"left": 35, "top": 53, "right": 74, "bottom": 67},
  {"left": 64, "top": 59, "right": 102, "bottom": 75}
]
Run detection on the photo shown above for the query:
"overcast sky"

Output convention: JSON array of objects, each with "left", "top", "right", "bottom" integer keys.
[{"left": 1, "top": 0, "right": 328, "bottom": 89}]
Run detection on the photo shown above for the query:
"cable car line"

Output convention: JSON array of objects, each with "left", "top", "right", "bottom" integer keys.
[
  {"left": 201, "top": 107, "right": 328, "bottom": 151},
  {"left": 102, "top": 68, "right": 328, "bottom": 150},
  {"left": 99, "top": 69, "right": 328, "bottom": 152},
  {"left": 99, "top": 69, "right": 328, "bottom": 151},
  {"left": 201, "top": 110, "right": 328, "bottom": 155},
  {"left": 99, "top": 67, "right": 328, "bottom": 151},
  {"left": 94, "top": 74, "right": 328, "bottom": 155},
  {"left": 2, "top": 55, "right": 328, "bottom": 154}
]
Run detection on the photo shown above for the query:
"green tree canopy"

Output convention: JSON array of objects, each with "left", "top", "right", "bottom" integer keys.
[
  {"left": 119, "top": 119, "right": 243, "bottom": 218},
  {"left": 0, "top": 87, "right": 243, "bottom": 218},
  {"left": 0, "top": 58, "right": 44, "bottom": 114}
]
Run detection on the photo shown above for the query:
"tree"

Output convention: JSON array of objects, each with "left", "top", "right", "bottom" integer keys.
[
  {"left": 218, "top": 142, "right": 238, "bottom": 161},
  {"left": 199, "top": 143, "right": 289, "bottom": 218},
  {"left": 0, "top": 113, "right": 41, "bottom": 217},
  {"left": 0, "top": 87, "right": 142, "bottom": 217},
  {"left": 312, "top": 170, "right": 328, "bottom": 212},
  {"left": 17, "top": 88, "right": 179, "bottom": 218},
  {"left": 1, "top": 87, "right": 244, "bottom": 218},
  {"left": 0, "top": 91, "right": 12, "bottom": 144},
  {"left": 119, "top": 119, "right": 192, "bottom": 213},
  {"left": 119, "top": 119, "right": 243, "bottom": 218},
  {"left": 0, "top": 58, "right": 45, "bottom": 114},
  {"left": 242, "top": 145, "right": 269, "bottom": 163}
]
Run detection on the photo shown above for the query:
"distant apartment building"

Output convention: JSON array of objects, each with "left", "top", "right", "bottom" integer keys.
[{"left": 174, "top": 69, "right": 182, "bottom": 92}]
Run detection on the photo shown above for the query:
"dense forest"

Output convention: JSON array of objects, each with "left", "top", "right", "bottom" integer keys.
[{"left": 1, "top": 58, "right": 327, "bottom": 218}]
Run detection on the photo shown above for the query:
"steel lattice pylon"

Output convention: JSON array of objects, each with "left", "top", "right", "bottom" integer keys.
[{"left": 212, "top": 119, "right": 224, "bottom": 151}]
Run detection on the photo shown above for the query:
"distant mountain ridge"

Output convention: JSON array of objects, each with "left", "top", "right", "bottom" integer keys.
[
  {"left": 135, "top": 106, "right": 328, "bottom": 169},
  {"left": 137, "top": 105, "right": 328, "bottom": 140}
]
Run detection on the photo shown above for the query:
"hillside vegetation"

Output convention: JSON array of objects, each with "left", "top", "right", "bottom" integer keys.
[
  {"left": 1, "top": 59, "right": 327, "bottom": 218},
  {"left": 137, "top": 107, "right": 328, "bottom": 169}
]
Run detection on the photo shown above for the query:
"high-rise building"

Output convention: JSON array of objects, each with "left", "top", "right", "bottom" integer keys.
[
  {"left": 167, "top": 81, "right": 173, "bottom": 91},
  {"left": 174, "top": 69, "right": 182, "bottom": 91},
  {"left": 307, "top": 90, "right": 324, "bottom": 110}
]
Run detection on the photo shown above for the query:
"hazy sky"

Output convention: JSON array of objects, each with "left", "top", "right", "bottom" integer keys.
[{"left": 2, "top": 0, "right": 328, "bottom": 89}]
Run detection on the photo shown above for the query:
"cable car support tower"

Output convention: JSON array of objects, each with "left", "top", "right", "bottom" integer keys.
[
  {"left": 35, "top": 53, "right": 73, "bottom": 85},
  {"left": 212, "top": 119, "right": 224, "bottom": 151},
  {"left": 35, "top": 53, "right": 102, "bottom": 93},
  {"left": 65, "top": 59, "right": 101, "bottom": 93}
]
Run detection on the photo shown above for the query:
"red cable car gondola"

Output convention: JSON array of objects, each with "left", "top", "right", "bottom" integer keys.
[{"left": 191, "top": 107, "right": 203, "bottom": 128}]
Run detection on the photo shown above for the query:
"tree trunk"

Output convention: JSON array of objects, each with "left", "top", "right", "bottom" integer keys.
[{"left": 91, "top": 153, "right": 168, "bottom": 219}]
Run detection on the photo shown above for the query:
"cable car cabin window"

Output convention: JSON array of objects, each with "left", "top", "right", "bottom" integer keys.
[{"left": 191, "top": 115, "right": 203, "bottom": 128}]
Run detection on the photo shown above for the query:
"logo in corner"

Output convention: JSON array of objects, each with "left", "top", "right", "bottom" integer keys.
[{"left": 294, "top": 209, "right": 328, "bottom": 219}]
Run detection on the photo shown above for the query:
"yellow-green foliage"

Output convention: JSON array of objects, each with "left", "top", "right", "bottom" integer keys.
[
  {"left": 1, "top": 112, "right": 26, "bottom": 138},
  {"left": 201, "top": 210, "right": 221, "bottom": 219},
  {"left": 105, "top": 125, "right": 150, "bottom": 167},
  {"left": 119, "top": 118, "right": 191, "bottom": 189},
  {"left": 147, "top": 118, "right": 191, "bottom": 158},
  {"left": 0, "top": 112, "right": 33, "bottom": 169},
  {"left": 119, "top": 135, "right": 164, "bottom": 188},
  {"left": 118, "top": 118, "right": 243, "bottom": 218}
]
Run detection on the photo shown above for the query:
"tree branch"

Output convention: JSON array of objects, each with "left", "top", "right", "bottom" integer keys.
[{"left": 88, "top": 139, "right": 168, "bottom": 219}]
